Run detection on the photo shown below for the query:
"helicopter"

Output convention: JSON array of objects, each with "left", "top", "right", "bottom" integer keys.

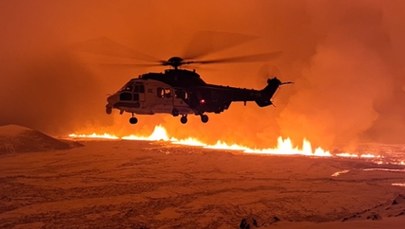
[
  {"left": 105, "top": 55, "right": 291, "bottom": 125},
  {"left": 74, "top": 34, "right": 291, "bottom": 124}
]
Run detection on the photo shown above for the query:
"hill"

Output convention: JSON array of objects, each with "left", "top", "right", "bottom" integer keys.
[{"left": 0, "top": 124, "right": 80, "bottom": 153}]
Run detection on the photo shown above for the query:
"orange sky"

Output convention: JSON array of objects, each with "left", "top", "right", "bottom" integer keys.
[{"left": 1, "top": 0, "right": 404, "bottom": 149}]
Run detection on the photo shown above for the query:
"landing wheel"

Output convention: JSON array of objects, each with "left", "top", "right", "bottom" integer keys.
[
  {"left": 180, "top": 115, "right": 188, "bottom": 124},
  {"left": 129, "top": 117, "right": 138, "bottom": 125},
  {"left": 200, "top": 114, "right": 209, "bottom": 123}
]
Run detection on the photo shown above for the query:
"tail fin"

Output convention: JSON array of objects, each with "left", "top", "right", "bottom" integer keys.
[{"left": 255, "top": 77, "right": 283, "bottom": 107}]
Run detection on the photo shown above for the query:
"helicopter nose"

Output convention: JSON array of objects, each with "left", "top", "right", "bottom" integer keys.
[
  {"left": 106, "top": 94, "right": 117, "bottom": 114},
  {"left": 107, "top": 93, "right": 117, "bottom": 104},
  {"left": 107, "top": 95, "right": 113, "bottom": 104},
  {"left": 106, "top": 94, "right": 118, "bottom": 108}
]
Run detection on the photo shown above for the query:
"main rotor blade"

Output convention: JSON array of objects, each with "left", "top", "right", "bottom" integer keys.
[
  {"left": 183, "top": 31, "right": 257, "bottom": 60},
  {"left": 187, "top": 51, "right": 282, "bottom": 65},
  {"left": 98, "top": 63, "right": 162, "bottom": 68},
  {"left": 71, "top": 37, "right": 158, "bottom": 62}
]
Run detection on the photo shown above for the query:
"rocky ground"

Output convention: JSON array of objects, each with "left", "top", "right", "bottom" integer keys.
[{"left": 0, "top": 127, "right": 404, "bottom": 228}]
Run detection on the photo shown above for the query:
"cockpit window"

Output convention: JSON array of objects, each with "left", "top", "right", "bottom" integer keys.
[
  {"left": 125, "top": 85, "right": 133, "bottom": 91},
  {"left": 134, "top": 84, "right": 145, "bottom": 93},
  {"left": 120, "top": 81, "right": 134, "bottom": 92},
  {"left": 120, "top": 92, "right": 132, "bottom": 101}
]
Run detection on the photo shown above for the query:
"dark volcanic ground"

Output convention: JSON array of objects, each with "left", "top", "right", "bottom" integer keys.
[{"left": 0, "top": 140, "right": 404, "bottom": 228}]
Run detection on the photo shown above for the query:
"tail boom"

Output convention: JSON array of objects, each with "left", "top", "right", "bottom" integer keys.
[{"left": 255, "top": 77, "right": 282, "bottom": 107}]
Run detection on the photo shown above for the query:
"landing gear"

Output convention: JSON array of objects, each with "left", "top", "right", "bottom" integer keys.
[
  {"left": 129, "top": 117, "right": 138, "bottom": 124},
  {"left": 129, "top": 113, "right": 138, "bottom": 125},
  {"left": 180, "top": 115, "right": 188, "bottom": 124},
  {"left": 106, "top": 106, "right": 112, "bottom": 115},
  {"left": 172, "top": 108, "right": 179, "bottom": 117},
  {"left": 200, "top": 114, "right": 209, "bottom": 123}
]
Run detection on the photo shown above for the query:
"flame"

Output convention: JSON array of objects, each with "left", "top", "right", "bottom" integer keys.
[
  {"left": 331, "top": 170, "right": 350, "bottom": 177},
  {"left": 336, "top": 152, "right": 379, "bottom": 159},
  {"left": 68, "top": 133, "right": 119, "bottom": 140},
  {"left": 68, "top": 125, "right": 382, "bottom": 159},
  {"left": 122, "top": 125, "right": 171, "bottom": 141},
  {"left": 392, "top": 183, "right": 405, "bottom": 187}
]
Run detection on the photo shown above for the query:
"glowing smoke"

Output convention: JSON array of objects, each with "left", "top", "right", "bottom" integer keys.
[{"left": 1, "top": 0, "right": 405, "bottom": 150}]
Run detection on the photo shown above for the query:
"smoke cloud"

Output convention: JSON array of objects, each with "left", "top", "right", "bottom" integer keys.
[{"left": 1, "top": 0, "right": 404, "bottom": 149}]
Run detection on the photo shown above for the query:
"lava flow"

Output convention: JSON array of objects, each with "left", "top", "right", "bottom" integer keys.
[{"left": 68, "top": 125, "right": 383, "bottom": 159}]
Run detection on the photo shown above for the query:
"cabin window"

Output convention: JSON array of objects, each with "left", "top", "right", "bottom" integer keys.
[
  {"left": 164, "top": 89, "right": 171, "bottom": 98},
  {"left": 157, "top": 88, "right": 171, "bottom": 98},
  {"left": 157, "top": 88, "right": 163, "bottom": 98}
]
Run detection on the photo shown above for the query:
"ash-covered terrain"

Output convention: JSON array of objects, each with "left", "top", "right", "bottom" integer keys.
[
  {"left": 0, "top": 125, "right": 81, "bottom": 154},
  {"left": 0, "top": 126, "right": 404, "bottom": 228}
]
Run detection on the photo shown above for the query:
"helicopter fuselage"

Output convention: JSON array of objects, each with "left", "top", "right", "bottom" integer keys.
[{"left": 106, "top": 69, "right": 283, "bottom": 124}]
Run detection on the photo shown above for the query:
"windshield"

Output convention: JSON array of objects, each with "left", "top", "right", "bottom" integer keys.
[{"left": 119, "top": 80, "right": 135, "bottom": 92}]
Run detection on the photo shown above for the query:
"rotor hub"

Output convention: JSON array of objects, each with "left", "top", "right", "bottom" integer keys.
[{"left": 165, "top": 56, "right": 184, "bottom": 69}]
